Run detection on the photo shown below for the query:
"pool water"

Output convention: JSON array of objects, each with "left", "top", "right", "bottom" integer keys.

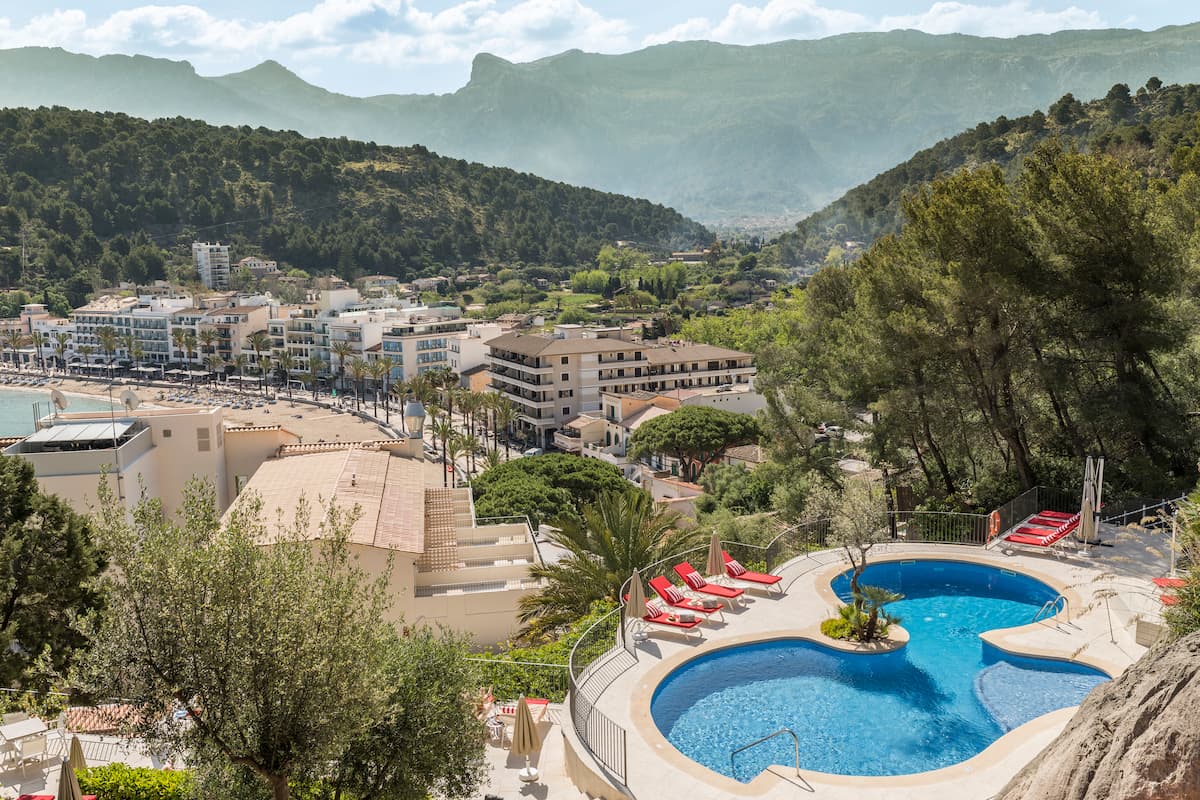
[{"left": 650, "top": 560, "right": 1108, "bottom": 780}]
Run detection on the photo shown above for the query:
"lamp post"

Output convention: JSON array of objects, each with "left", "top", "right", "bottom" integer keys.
[{"left": 403, "top": 399, "right": 426, "bottom": 439}]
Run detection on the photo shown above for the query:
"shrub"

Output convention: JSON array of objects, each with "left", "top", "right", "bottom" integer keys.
[{"left": 77, "top": 764, "right": 192, "bottom": 800}]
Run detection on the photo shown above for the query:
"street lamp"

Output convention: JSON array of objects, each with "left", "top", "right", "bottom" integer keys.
[{"left": 403, "top": 399, "right": 426, "bottom": 439}]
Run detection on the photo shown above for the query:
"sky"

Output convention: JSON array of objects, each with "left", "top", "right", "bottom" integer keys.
[{"left": 0, "top": 1, "right": 1191, "bottom": 96}]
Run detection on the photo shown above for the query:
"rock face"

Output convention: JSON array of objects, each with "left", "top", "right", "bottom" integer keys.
[{"left": 999, "top": 631, "right": 1200, "bottom": 800}]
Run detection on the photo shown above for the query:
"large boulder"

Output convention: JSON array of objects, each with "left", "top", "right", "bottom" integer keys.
[{"left": 998, "top": 631, "right": 1200, "bottom": 800}]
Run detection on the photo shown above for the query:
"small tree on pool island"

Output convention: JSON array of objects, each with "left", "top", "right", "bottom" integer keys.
[{"left": 808, "top": 478, "right": 890, "bottom": 597}]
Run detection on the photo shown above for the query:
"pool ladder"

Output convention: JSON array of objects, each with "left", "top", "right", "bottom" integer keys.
[
  {"left": 1033, "top": 594, "right": 1074, "bottom": 627},
  {"left": 730, "top": 727, "right": 802, "bottom": 778}
]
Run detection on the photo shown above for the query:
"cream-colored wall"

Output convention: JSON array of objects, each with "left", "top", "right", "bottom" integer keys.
[{"left": 224, "top": 428, "right": 300, "bottom": 501}]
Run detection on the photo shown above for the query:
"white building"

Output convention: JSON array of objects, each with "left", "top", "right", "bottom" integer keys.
[
  {"left": 193, "top": 242, "right": 232, "bottom": 290},
  {"left": 449, "top": 322, "right": 503, "bottom": 376},
  {"left": 237, "top": 256, "right": 278, "bottom": 279}
]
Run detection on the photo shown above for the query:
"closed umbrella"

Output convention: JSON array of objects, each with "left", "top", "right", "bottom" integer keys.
[
  {"left": 1079, "top": 495, "right": 1096, "bottom": 551},
  {"left": 510, "top": 696, "right": 543, "bottom": 783},
  {"left": 706, "top": 530, "right": 724, "bottom": 578},
  {"left": 625, "top": 569, "right": 647, "bottom": 641},
  {"left": 57, "top": 759, "right": 83, "bottom": 800},
  {"left": 68, "top": 734, "right": 86, "bottom": 772}
]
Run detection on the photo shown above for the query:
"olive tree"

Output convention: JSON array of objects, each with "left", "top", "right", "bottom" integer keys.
[
  {"left": 78, "top": 480, "right": 394, "bottom": 800},
  {"left": 808, "top": 478, "right": 890, "bottom": 596}
]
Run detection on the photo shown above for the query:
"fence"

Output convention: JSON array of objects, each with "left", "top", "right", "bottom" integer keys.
[
  {"left": 1100, "top": 494, "right": 1188, "bottom": 528},
  {"left": 567, "top": 605, "right": 630, "bottom": 784},
  {"left": 991, "top": 486, "right": 1077, "bottom": 540}
]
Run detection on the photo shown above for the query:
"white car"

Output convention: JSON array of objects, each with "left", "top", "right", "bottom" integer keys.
[{"left": 522, "top": 447, "right": 545, "bottom": 457}]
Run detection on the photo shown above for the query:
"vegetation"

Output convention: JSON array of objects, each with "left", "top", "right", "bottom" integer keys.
[
  {"left": 780, "top": 78, "right": 1200, "bottom": 264},
  {"left": 808, "top": 480, "right": 889, "bottom": 597},
  {"left": 77, "top": 764, "right": 192, "bottom": 800},
  {"left": 9, "top": 28, "right": 1200, "bottom": 223},
  {"left": 627, "top": 405, "right": 761, "bottom": 482},
  {"left": 0, "top": 455, "right": 105, "bottom": 690},
  {"left": 78, "top": 479, "right": 484, "bottom": 800},
  {"left": 470, "top": 454, "right": 628, "bottom": 528},
  {"left": 519, "top": 488, "right": 693, "bottom": 640},
  {"left": 0, "top": 106, "right": 708, "bottom": 306},
  {"left": 820, "top": 586, "right": 902, "bottom": 643},
  {"left": 1165, "top": 493, "right": 1200, "bottom": 638}
]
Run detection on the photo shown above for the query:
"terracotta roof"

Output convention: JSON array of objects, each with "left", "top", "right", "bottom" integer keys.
[
  {"left": 202, "top": 306, "right": 256, "bottom": 317},
  {"left": 724, "top": 444, "right": 765, "bottom": 464},
  {"left": 641, "top": 343, "right": 752, "bottom": 365}
]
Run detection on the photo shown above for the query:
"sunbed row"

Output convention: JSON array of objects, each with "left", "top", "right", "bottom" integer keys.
[{"left": 630, "top": 553, "right": 783, "bottom": 639}]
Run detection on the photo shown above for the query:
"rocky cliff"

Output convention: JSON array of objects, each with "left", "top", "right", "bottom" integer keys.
[{"left": 999, "top": 631, "right": 1200, "bottom": 800}]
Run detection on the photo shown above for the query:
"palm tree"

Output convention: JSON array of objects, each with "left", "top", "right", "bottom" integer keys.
[
  {"left": 205, "top": 354, "right": 225, "bottom": 385},
  {"left": 519, "top": 488, "right": 692, "bottom": 639},
  {"left": 2, "top": 329, "right": 28, "bottom": 371},
  {"left": 330, "top": 340, "right": 353, "bottom": 396},
  {"left": 95, "top": 325, "right": 119, "bottom": 382},
  {"left": 276, "top": 350, "right": 296, "bottom": 401},
  {"left": 347, "top": 357, "right": 368, "bottom": 412},
  {"left": 367, "top": 359, "right": 387, "bottom": 418},
  {"left": 245, "top": 331, "right": 271, "bottom": 396},
  {"left": 53, "top": 332, "right": 70, "bottom": 373},
  {"left": 854, "top": 585, "right": 904, "bottom": 642},
  {"left": 481, "top": 447, "right": 503, "bottom": 472},
  {"left": 77, "top": 344, "right": 94, "bottom": 372},
  {"left": 459, "top": 432, "right": 481, "bottom": 477},
  {"left": 445, "top": 435, "right": 466, "bottom": 489},
  {"left": 376, "top": 356, "right": 395, "bottom": 424},
  {"left": 128, "top": 338, "right": 146, "bottom": 383},
  {"left": 308, "top": 357, "right": 326, "bottom": 400},
  {"left": 258, "top": 356, "right": 273, "bottom": 396},
  {"left": 183, "top": 332, "right": 198, "bottom": 368},
  {"left": 171, "top": 328, "right": 189, "bottom": 365},
  {"left": 493, "top": 396, "right": 519, "bottom": 461},
  {"left": 233, "top": 354, "right": 249, "bottom": 394},
  {"left": 30, "top": 331, "right": 45, "bottom": 373},
  {"left": 198, "top": 328, "right": 218, "bottom": 358}
]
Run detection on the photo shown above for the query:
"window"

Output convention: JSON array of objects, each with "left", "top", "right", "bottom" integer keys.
[
  {"left": 162, "top": 429, "right": 172, "bottom": 438},
  {"left": 196, "top": 427, "right": 211, "bottom": 453},
  {"left": 561, "top": 356, "right": 569, "bottom": 364},
  {"left": 562, "top": 406, "right": 571, "bottom": 416},
  {"left": 617, "top": 352, "right": 625, "bottom": 361},
  {"left": 561, "top": 373, "right": 569, "bottom": 381},
  {"left": 558, "top": 389, "right": 573, "bottom": 398}
]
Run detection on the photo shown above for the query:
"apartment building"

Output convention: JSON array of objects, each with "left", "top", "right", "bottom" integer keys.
[
  {"left": 377, "top": 308, "right": 469, "bottom": 382},
  {"left": 197, "top": 305, "right": 271, "bottom": 364},
  {"left": 448, "top": 322, "right": 503, "bottom": 375},
  {"left": 71, "top": 295, "right": 195, "bottom": 367},
  {"left": 487, "top": 325, "right": 756, "bottom": 447},
  {"left": 193, "top": 242, "right": 231, "bottom": 290},
  {"left": 237, "top": 256, "right": 278, "bottom": 279}
]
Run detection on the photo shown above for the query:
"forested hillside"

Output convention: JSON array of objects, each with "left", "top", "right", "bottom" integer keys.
[
  {"left": 0, "top": 107, "right": 709, "bottom": 308},
  {"left": 7, "top": 23, "right": 1200, "bottom": 225},
  {"left": 779, "top": 77, "right": 1200, "bottom": 264}
]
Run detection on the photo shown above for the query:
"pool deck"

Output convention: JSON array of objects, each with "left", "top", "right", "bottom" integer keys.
[{"left": 582, "top": 526, "right": 1171, "bottom": 800}]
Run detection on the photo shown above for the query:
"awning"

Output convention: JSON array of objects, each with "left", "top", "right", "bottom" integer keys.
[{"left": 25, "top": 421, "right": 134, "bottom": 445}]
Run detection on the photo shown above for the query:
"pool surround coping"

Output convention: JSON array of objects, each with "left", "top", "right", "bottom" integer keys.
[{"left": 628, "top": 551, "right": 1119, "bottom": 796}]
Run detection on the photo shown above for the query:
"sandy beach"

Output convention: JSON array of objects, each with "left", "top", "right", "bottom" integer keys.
[{"left": 1, "top": 371, "right": 397, "bottom": 444}]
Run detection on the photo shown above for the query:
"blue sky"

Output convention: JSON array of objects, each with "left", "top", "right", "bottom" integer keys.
[{"left": 0, "top": 1, "right": 1189, "bottom": 95}]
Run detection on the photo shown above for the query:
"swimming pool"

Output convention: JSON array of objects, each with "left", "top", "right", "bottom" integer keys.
[{"left": 649, "top": 559, "right": 1108, "bottom": 781}]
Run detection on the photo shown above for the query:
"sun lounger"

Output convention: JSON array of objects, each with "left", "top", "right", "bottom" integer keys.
[
  {"left": 673, "top": 563, "right": 745, "bottom": 606},
  {"left": 1161, "top": 594, "right": 1179, "bottom": 606},
  {"left": 629, "top": 598, "right": 704, "bottom": 639},
  {"left": 1037, "top": 510, "right": 1077, "bottom": 520},
  {"left": 1153, "top": 577, "right": 1186, "bottom": 589},
  {"left": 1001, "top": 518, "right": 1077, "bottom": 555},
  {"left": 1027, "top": 512, "right": 1080, "bottom": 528},
  {"left": 648, "top": 576, "right": 725, "bottom": 620},
  {"left": 722, "top": 552, "right": 783, "bottom": 594}
]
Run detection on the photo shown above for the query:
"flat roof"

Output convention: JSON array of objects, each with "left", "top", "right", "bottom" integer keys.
[{"left": 25, "top": 421, "right": 133, "bottom": 444}]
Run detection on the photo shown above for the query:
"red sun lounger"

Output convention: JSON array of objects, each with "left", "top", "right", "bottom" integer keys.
[
  {"left": 626, "top": 596, "right": 705, "bottom": 639},
  {"left": 649, "top": 576, "right": 726, "bottom": 620},
  {"left": 673, "top": 562, "right": 745, "bottom": 605},
  {"left": 1153, "top": 577, "right": 1186, "bottom": 589},
  {"left": 722, "top": 551, "right": 783, "bottom": 594}
]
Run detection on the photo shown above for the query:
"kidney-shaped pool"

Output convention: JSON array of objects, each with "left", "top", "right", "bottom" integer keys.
[{"left": 649, "top": 560, "right": 1108, "bottom": 781}]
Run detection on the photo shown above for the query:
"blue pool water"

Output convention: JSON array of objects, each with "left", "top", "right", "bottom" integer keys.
[
  {"left": 650, "top": 560, "right": 1108, "bottom": 780},
  {"left": 0, "top": 388, "right": 114, "bottom": 436}
]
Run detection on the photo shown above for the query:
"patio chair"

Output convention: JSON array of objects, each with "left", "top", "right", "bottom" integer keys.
[
  {"left": 722, "top": 552, "right": 784, "bottom": 594},
  {"left": 16, "top": 734, "right": 47, "bottom": 767},
  {"left": 673, "top": 562, "right": 745, "bottom": 606},
  {"left": 648, "top": 576, "right": 725, "bottom": 621}
]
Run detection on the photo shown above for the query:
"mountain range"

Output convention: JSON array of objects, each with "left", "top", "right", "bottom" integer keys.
[{"left": 5, "top": 25, "right": 1200, "bottom": 225}]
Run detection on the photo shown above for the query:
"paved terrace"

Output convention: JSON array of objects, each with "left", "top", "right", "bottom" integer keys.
[{"left": 572, "top": 524, "right": 1172, "bottom": 800}]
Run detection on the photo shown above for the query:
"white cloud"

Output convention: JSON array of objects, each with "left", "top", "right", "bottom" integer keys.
[
  {"left": 643, "top": 0, "right": 1107, "bottom": 47},
  {"left": 0, "top": 0, "right": 632, "bottom": 72}
]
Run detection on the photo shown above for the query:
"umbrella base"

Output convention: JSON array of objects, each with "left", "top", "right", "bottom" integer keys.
[{"left": 518, "top": 767, "right": 540, "bottom": 783}]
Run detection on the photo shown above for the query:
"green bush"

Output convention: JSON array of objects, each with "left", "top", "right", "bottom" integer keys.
[
  {"left": 77, "top": 764, "right": 192, "bottom": 800},
  {"left": 820, "top": 616, "right": 854, "bottom": 639}
]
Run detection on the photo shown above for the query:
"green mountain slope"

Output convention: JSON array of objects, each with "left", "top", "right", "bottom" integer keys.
[
  {"left": 6, "top": 25, "right": 1200, "bottom": 223},
  {"left": 776, "top": 79, "right": 1200, "bottom": 264},
  {"left": 0, "top": 107, "right": 709, "bottom": 305}
]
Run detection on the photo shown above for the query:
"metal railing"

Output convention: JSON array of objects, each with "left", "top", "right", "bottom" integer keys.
[
  {"left": 1033, "top": 594, "right": 1069, "bottom": 624},
  {"left": 730, "top": 727, "right": 802, "bottom": 779},
  {"left": 991, "top": 486, "right": 1077, "bottom": 540},
  {"left": 891, "top": 510, "right": 989, "bottom": 545},
  {"left": 567, "top": 605, "right": 630, "bottom": 784},
  {"left": 1100, "top": 494, "right": 1188, "bottom": 528}
]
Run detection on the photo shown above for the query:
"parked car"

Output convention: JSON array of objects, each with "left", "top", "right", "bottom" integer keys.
[{"left": 522, "top": 447, "right": 545, "bottom": 457}]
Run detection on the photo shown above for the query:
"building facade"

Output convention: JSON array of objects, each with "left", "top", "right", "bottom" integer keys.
[{"left": 193, "top": 242, "right": 231, "bottom": 290}]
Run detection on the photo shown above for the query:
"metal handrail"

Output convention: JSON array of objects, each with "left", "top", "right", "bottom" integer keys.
[
  {"left": 1033, "top": 594, "right": 1069, "bottom": 624},
  {"left": 730, "top": 727, "right": 802, "bottom": 778}
]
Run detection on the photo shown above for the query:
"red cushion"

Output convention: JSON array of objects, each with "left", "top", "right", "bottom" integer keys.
[
  {"left": 644, "top": 600, "right": 664, "bottom": 617},
  {"left": 726, "top": 559, "right": 748, "bottom": 577},
  {"left": 683, "top": 572, "right": 706, "bottom": 590},
  {"left": 663, "top": 585, "right": 686, "bottom": 604}
]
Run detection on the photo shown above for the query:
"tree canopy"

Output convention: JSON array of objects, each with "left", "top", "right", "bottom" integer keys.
[
  {"left": 0, "top": 455, "right": 105, "bottom": 689},
  {"left": 628, "top": 406, "right": 761, "bottom": 482},
  {"left": 470, "top": 454, "right": 628, "bottom": 527}
]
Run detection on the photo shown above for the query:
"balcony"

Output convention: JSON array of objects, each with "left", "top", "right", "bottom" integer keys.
[
  {"left": 583, "top": 441, "right": 627, "bottom": 466},
  {"left": 489, "top": 368, "right": 552, "bottom": 391},
  {"left": 553, "top": 430, "right": 582, "bottom": 452},
  {"left": 486, "top": 354, "right": 552, "bottom": 373}
]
